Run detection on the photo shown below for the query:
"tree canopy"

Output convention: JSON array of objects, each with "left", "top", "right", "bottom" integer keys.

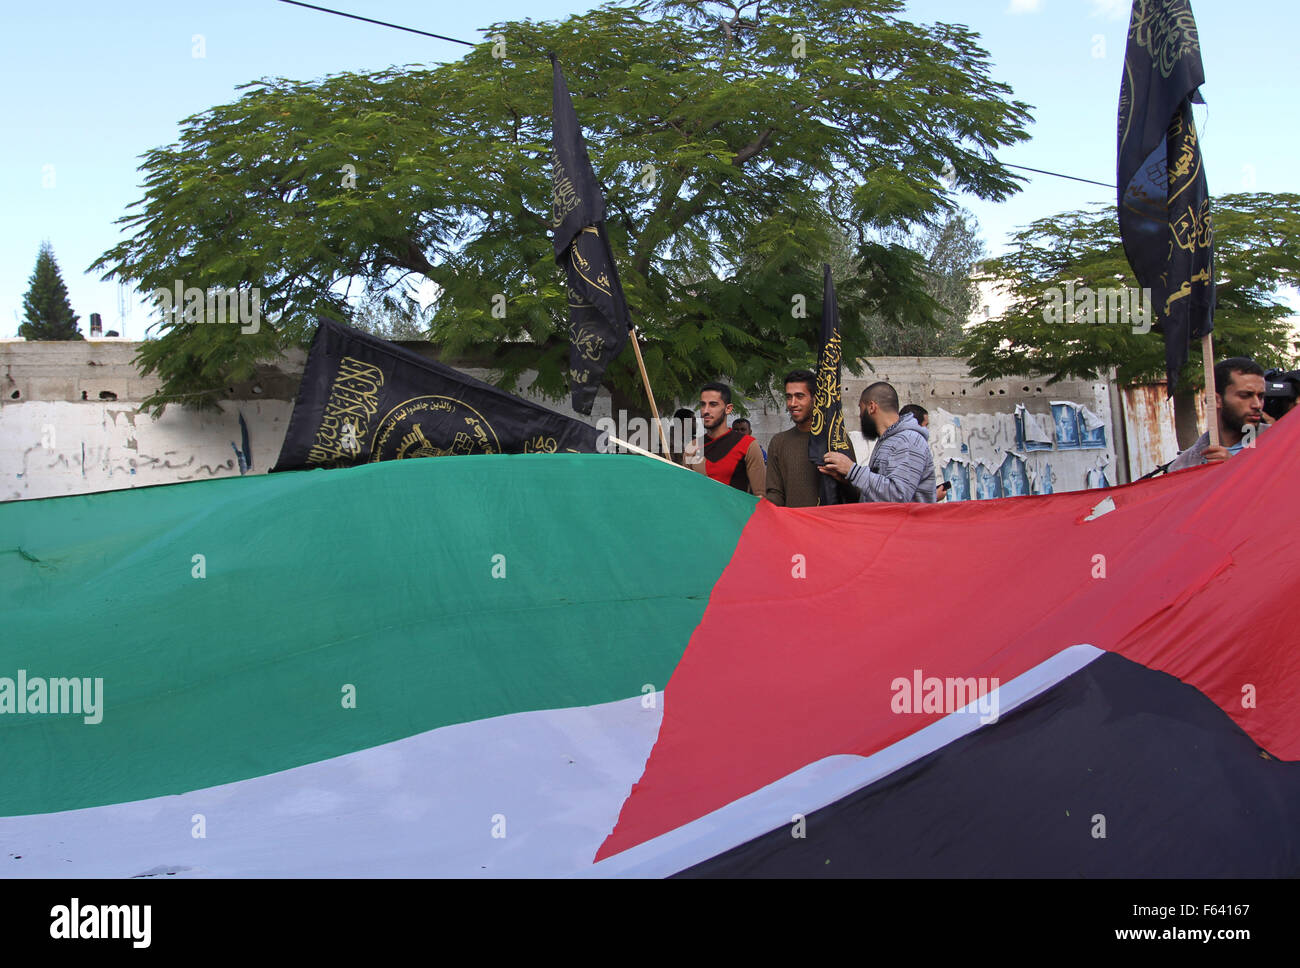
[
  {"left": 91, "top": 0, "right": 1031, "bottom": 414},
  {"left": 21, "top": 243, "right": 83, "bottom": 341},
  {"left": 859, "top": 209, "right": 984, "bottom": 357},
  {"left": 959, "top": 193, "right": 1300, "bottom": 389},
  {"left": 349, "top": 289, "right": 430, "bottom": 342}
]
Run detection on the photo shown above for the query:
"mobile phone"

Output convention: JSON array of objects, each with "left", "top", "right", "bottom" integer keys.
[{"left": 938, "top": 481, "right": 952, "bottom": 492}]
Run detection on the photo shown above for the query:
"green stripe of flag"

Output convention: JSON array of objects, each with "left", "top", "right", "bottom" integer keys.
[{"left": 0, "top": 455, "right": 754, "bottom": 817}]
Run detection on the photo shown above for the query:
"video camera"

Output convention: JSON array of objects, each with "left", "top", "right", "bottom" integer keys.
[{"left": 1263, "top": 369, "right": 1300, "bottom": 421}]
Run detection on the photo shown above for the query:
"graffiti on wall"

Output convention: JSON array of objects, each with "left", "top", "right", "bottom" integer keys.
[{"left": 2, "top": 401, "right": 293, "bottom": 501}]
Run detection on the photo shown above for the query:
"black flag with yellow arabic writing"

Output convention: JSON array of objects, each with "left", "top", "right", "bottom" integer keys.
[
  {"left": 551, "top": 54, "right": 631, "bottom": 415},
  {"left": 809, "top": 264, "right": 857, "bottom": 505},
  {"left": 1117, "top": 0, "right": 1215, "bottom": 393},
  {"left": 271, "top": 317, "right": 600, "bottom": 471}
]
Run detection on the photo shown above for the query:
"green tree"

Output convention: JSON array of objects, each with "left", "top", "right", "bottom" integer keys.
[
  {"left": 349, "top": 289, "right": 430, "bottom": 341},
  {"left": 92, "top": 0, "right": 1030, "bottom": 414},
  {"left": 690, "top": 204, "right": 983, "bottom": 413},
  {"left": 20, "top": 243, "right": 83, "bottom": 341},
  {"left": 959, "top": 193, "right": 1300, "bottom": 444},
  {"left": 858, "top": 208, "right": 984, "bottom": 356}
]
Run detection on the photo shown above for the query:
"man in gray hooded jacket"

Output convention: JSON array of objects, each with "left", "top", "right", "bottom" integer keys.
[{"left": 818, "top": 382, "right": 936, "bottom": 503}]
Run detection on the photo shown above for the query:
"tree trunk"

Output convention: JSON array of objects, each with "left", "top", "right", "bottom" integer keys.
[{"left": 1173, "top": 386, "right": 1204, "bottom": 450}]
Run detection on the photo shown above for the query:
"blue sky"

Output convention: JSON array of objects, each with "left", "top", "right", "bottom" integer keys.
[{"left": 3, "top": 0, "right": 1296, "bottom": 338}]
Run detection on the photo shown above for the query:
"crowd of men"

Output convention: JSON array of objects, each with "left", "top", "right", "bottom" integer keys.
[
  {"left": 678, "top": 355, "right": 1295, "bottom": 505},
  {"left": 682, "top": 370, "right": 938, "bottom": 506}
]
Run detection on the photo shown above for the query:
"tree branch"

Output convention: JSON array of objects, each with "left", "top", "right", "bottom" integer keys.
[{"left": 732, "top": 126, "right": 776, "bottom": 166}]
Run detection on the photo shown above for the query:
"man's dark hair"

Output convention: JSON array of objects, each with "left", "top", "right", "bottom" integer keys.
[
  {"left": 899, "top": 404, "right": 928, "bottom": 424},
  {"left": 784, "top": 369, "right": 816, "bottom": 395},
  {"left": 700, "top": 381, "right": 732, "bottom": 405},
  {"left": 732, "top": 417, "right": 752, "bottom": 431},
  {"left": 1214, "top": 357, "right": 1264, "bottom": 395},
  {"left": 861, "top": 381, "right": 900, "bottom": 413}
]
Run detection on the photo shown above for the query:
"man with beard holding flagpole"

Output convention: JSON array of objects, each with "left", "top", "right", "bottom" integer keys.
[{"left": 820, "top": 379, "right": 937, "bottom": 504}]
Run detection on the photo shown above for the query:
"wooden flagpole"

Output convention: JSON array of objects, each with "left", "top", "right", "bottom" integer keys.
[
  {"left": 606, "top": 433, "right": 691, "bottom": 470},
  {"left": 1202, "top": 331, "right": 1219, "bottom": 448},
  {"left": 627, "top": 324, "right": 674, "bottom": 460}
]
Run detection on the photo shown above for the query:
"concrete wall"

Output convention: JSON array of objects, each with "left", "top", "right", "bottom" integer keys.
[
  {"left": 3, "top": 399, "right": 296, "bottom": 501},
  {"left": 1, "top": 341, "right": 300, "bottom": 501},
  {"left": 0, "top": 339, "right": 613, "bottom": 502},
  {"left": 3, "top": 341, "right": 1173, "bottom": 503}
]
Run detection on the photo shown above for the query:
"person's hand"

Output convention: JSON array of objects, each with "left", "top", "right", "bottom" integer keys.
[
  {"left": 819, "top": 452, "right": 854, "bottom": 480},
  {"left": 1202, "top": 444, "right": 1231, "bottom": 463}
]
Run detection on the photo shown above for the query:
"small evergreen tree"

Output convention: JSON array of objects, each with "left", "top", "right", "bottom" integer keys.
[{"left": 20, "top": 243, "right": 83, "bottom": 340}]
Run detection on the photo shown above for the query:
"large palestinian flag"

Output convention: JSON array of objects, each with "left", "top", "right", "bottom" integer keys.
[{"left": 2, "top": 414, "right": 1298, "bottom": 876}]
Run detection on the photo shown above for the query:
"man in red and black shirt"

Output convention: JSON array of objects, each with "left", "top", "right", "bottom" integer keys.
[{"left": 685, "top": 382, "right": 766, "bottom": 496}]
